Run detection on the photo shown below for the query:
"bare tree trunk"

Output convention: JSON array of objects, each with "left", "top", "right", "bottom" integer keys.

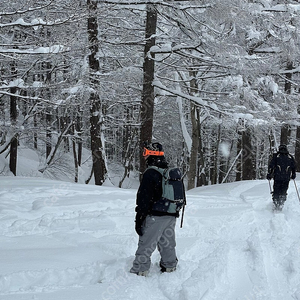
[
  {"left": 72, "top": 122, "right": 79, "bottom": 183},
  {"left": 188, "top": 102, "right": 200, "bottom": 189},
  {"left": 33, "top": 110, "right": 38, "bottom": 149},
  {"left": 44, "top": 60, "right": 52, "bottom": 158},
  {"left": 242, "top": 127, "right": 255, "bottom": 180},
  {"left": 76, "top": 112, "right": 82, "bottom": 166},
  {"left": 281, "top": 61, "right": 293, "bottom": 146},
  {"left": 187, "top": 69, "right": 201, "bottom": 189},
  {"left": 88, "top": 0, "right": 107, "bottom": 185},
  {"left": 295, "top": 105, "right": 300, "bottom": 171},
  {"left": 9, "top": 61, "right": 18, "bottom": 176},
  {"left": 280, "top": 124, "right": 291, "bottom": 146},
  {"left": 46, "top": 109, "right": 52, "bottom": 158},
  {"left": 197, "top": 123, "right": 207, "bottom": 186},
  {"left": 211, "top": 120, "right": 221, "bottom": 184},
  {"left": 237, "top": 121, "right": 255, "bottom": 181},
  {"left": 119, "top": 129, "right": 138, "bottom": 188},
  {"left": 10, "top": 87, "right": 18, "bottom": 176},
  {"left": 139, "top": 4, "right": 157, "bottom": 176},
  {"left": 236, "top": 124, "right": 242, "bottom": 181}
]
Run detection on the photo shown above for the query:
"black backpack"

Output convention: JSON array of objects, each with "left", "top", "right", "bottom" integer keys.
[{"left": 147, "top": 166, "right": 185, "bottom": 214}]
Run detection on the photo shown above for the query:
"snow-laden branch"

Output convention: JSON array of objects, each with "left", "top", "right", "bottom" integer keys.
[
  {"left": 150, "top": 43, "right": 202, "bottom": 55},
  {"left": 0, "top": 1, "right": 53, "bottom": 16},
  {"left": 98, "top": 0, "right": 203, "bottom": 5},
  {"left": 153, "top": 78, "right": 224, "bottom": 114},
  {"left": 0, "top": 15, "right": 83, "bottom": 29},
  {"left": 0, "top": 45, "right": 70, "bottom": 55},
  {"left": 279, "top": 66, "right": 300, "bottom": 74},
  {"left": 153, "top": 79, "right": 273, "bottom": 126},
  {"left": 0, "top": 90, "right": 58, "bottom": 106},
  {"left": 262, "top": 4, "right": 300, "bottom": 13}
]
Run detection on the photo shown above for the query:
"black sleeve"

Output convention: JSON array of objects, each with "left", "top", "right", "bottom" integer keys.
[{"left": 135, "top": 169, "right": 162, "bottom": 216}]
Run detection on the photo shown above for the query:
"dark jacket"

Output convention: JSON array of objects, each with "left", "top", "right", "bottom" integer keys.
[
  {"left": 136, "top": 168, "right": 179, "bottom": 218},
  {"left": 135, "top": 156, "right": 179, "bottom": 218},
  {"left": 268, "top": 152, "right": 296, "bottom": 181}
]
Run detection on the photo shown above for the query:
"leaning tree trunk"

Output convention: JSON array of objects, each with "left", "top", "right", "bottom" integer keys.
[
  {"left": 87, "top": 0, "right": 107, "bottom": 185},
  {"left": 139, "top": 4, "right": 157, "bottom": 176}
]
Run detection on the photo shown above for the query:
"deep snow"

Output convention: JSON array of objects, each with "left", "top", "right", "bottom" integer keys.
[{"left": 1, "top": 175, "right": 300, "bottom": 299}]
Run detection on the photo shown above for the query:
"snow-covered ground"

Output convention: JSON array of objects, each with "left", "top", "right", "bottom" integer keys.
[{"left": 1, "top": 175, "right": 300, "bottom": 300}]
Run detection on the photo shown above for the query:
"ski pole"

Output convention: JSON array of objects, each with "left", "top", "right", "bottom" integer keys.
[
  {"left": 180, "top": 203, "right": 185, "bottom": 228},
  {"left": 293, "top": 180, "right": 300, "bottom": 203}
]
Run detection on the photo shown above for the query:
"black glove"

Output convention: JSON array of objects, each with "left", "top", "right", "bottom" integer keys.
[
  {"left": 291, "top": 173, "right": 296, "bottom": 180},
  {"left": 135, "top": 213, "right": 146, "bottom": 236},
  {"left": 267, "top": 173, "right": 272, "bottom": 180}
]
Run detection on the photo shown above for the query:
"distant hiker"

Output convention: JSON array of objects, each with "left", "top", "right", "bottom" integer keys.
[
  {"left": 267, "top": 144, "right": 296, "bottom": 210},
  {"left": 130, "top": 142, "right": 186, "bottom": 276}
]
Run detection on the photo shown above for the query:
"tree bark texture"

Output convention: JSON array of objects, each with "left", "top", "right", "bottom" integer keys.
[
  {"left": 139, "top": 4, "right": 157, "bottom": 175},
  {"left": 10, "top": 88, "right": 18, "bottom": 176},
  {"left": 9, "top": 59, "right": 18, "bottom": 176},
  {"left": 88, "top": 0, "right": 107, "bottom": 185},
  {"left": 188, "top": 103, "right": 200, "bottom": 189}
]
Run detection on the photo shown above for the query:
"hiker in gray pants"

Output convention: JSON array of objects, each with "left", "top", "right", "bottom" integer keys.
[
  {"left": 130, "top": 142, "right": 185, "bottom": 276},
  {"left": 130, "top": 215, "right": 177, "bottom": 275}
]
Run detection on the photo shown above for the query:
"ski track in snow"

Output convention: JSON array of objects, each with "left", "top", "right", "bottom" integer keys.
[{"left": 1, "top": 177, "right": 300, "bottom": 299}]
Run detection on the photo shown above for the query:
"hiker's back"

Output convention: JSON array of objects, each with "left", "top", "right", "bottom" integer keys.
[
  {"left": 274, "top": 153, "right": 294, "bottom": 181},
  {"left": 148, "top": 166, "right": 185, "bottom": 214}
]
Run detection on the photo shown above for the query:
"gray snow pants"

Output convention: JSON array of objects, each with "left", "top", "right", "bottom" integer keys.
[{"left": 130, "top": 215, "right": 177, "bottom": 273}]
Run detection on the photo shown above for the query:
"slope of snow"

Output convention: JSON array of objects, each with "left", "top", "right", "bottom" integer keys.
[{"left": 1, "top": 176, "right": 300, "bottom": 300}]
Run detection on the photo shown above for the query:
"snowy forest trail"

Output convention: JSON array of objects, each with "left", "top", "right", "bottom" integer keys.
[{"left": 1, "top": 177, "right": 300, "bottom": 300}]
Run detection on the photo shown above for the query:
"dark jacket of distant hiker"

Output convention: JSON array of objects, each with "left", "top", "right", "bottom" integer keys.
[{"left": 267, "top": 146, "right": 296, "bottom": 182}]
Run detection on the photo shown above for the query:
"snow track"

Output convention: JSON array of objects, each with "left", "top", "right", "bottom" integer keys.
[{"left": 1, "top": 177, "right": 300, "bottom": 299}]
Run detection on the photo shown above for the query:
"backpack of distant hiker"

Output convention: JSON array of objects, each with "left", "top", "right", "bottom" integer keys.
[{"left": 148, "top": 166, "right": 185, "bottom": 214}]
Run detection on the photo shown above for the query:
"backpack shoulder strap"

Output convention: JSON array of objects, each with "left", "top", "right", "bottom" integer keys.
[{"left": 146, "top": 166, "right": 170, "bottom": 182}]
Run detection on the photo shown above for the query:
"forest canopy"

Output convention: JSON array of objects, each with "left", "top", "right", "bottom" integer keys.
[{"left": 1, "top": 0, "right": 300, "bottom": 188}]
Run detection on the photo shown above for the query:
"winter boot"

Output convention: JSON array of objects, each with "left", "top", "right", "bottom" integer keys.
[
  {"left": 137, "top": 270, "right": 149, "bottom": 277},
  {"left": 160, "top": 262, "right": 176, "bottom": 273},
  {"left": 273, "top": 194, "right": 286, "bottom": 211},
  {"left": 130, "top": 269, "right": 149, "bottom": 277}
]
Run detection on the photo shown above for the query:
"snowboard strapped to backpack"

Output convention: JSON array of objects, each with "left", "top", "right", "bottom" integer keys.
[{"left": 148, "top": 166, "right": 185, "bottom": 214}]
